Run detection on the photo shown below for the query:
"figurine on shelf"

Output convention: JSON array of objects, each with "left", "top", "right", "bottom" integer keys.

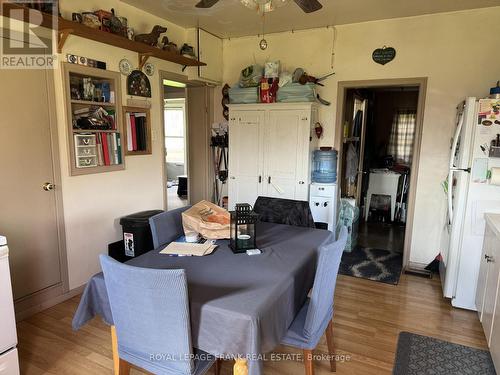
[
  {"left": 134, "top": 25, "right": 167, "bottom": 47},
  {"left": 161, "top": 36, "right": 179, "bottom": 54},
  {"left": 180, "top": 43, "right": 196, "bottom": 58}
]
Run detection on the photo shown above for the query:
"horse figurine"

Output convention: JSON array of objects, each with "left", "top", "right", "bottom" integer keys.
[{"left": 134, "top": 25, "right": 167, "bottom": 47}]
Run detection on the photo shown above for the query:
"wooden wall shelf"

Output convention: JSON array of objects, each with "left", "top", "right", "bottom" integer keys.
[{"left": 2, "top": 3, "right": 206, "bottom": 68}]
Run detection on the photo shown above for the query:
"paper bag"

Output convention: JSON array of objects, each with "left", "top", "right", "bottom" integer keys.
[{"left": 182, "top": 200, "right": 230, "bottom": 239}]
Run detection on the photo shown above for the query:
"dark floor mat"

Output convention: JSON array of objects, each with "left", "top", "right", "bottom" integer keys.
[
  {"left": 393, "top": 331, "right": 495, "bottom": 375},
  {"left": 339, "top": 246, "right": 403, "bottom": 285}
]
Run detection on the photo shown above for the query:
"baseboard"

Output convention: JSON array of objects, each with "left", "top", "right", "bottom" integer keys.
[
  {"left": 406, "top": 261, "right": 428, "bottom": 270},
  {"left": 14, "top": 284, "right": 85, "bottom": 322}
]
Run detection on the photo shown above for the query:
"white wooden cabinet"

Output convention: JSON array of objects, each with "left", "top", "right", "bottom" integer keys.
[
  {"left": 227, "top": 103, "right": 318, "bottom": 210},
  {"left": 186, "top": 28, "right": 222, "bottom": 84},
  {"left": 476, "top": 213, "right": 500, "bottom": 373}
]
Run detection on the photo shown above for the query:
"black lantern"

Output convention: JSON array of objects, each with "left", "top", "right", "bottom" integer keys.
[{"left": 229, "top": 203, "right": 258, "bottom": 254}]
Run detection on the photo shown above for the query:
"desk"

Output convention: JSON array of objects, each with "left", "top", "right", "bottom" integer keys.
[{"left": 73, "top": 221, "right": 334, "bottom": 375}]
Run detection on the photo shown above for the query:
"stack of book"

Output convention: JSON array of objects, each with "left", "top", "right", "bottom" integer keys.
[
  {"left": 96, "top": 132, "right": 122, "bottom": 166},
  {"left": 125, "top": 112, "right": 148, "bottom": 152}
]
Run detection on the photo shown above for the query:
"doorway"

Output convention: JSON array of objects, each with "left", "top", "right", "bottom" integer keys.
[
  {"left": 336, "top": 78, "right": 426, "bottom": 282},
  {"left": 160, "top": 72, "right": 214, "bottom": 210},
  {"left": 163, "top": 80, "right": 188, "bottom": 211}
]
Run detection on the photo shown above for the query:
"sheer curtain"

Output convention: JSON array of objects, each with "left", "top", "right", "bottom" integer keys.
[{"left": 387, "top": 110, "right": 416, "bottom": 164}]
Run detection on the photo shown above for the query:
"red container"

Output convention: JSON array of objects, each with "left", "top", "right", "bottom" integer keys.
[{"left": 260, "top": 77, "right": 279, "bottom": 103}]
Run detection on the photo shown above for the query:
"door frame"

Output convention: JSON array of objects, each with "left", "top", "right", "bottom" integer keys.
[
  {"left": 335, "top": 77, "right": 428, "bottom": 269},
  {"left": 158, "top": 71, "right": 212, "bottom": 210}
]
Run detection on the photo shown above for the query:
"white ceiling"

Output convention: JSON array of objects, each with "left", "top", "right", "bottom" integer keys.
[{"left": 121, "top": 0, "right": 500, "bottom": 38}]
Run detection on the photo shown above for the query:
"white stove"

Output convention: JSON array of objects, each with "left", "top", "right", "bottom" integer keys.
[{"left": 0, "top": 236, "right": 20, "bottom": 375}]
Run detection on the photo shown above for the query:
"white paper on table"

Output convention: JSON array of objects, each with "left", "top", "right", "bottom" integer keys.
[{"left": 160, "top": 242, "right": 217, "bottom": 256}]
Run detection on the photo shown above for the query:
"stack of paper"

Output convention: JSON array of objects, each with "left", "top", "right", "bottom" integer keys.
[{"left": 160, "top": 241, "right": 217, "bottom": 256}]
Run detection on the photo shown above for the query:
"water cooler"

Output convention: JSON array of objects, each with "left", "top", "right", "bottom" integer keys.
[{"left": 309, "top": 150, "right": 338, "bottom": 232}]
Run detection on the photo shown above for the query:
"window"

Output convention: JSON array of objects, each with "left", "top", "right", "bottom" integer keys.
[
  {"left": 164, "top": 100, "right": 186, "bottom": 164},
  {"left": 387, "top": 110, "right": 416, "bottom": 164}
]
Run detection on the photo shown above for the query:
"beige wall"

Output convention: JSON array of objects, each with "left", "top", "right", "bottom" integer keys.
[
  {"left": 56, "top": 0, "right": 192, "bottom": 289},
  {"left": 222, "top": 7, "right": 500, "bottom": 265}
]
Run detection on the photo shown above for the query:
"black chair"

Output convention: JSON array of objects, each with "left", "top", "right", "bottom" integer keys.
[{"left": 253, "top": 197, "right": 316, "bottom": 228}]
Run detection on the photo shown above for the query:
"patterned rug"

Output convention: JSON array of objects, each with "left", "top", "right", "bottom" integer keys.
[
  {"left": 339, "top": 246, "right": 403, "bottom": 285},
  {"left": 393, "top": 332, "right": 495, "bottom": 375}
]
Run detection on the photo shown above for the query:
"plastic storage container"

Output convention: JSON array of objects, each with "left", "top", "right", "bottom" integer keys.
[
  {"left": 228, "top": 86, "right": 259, "bottom": 104},
  {"left": 119, "top": 210, "right": 163, "bottom": 257},
  {"left": 337, "top": 199, "right": 359, "bottom": 252},
  {"left": 277, "top": 83, "right": 316, "bottom": 102},
  {"left": 312, "top": 150, "right": 337, "bottom": 183}
]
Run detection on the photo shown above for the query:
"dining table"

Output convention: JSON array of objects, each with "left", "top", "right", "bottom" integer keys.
[{"left": 72, "top": 217, "right": 335, "bottom": 375}]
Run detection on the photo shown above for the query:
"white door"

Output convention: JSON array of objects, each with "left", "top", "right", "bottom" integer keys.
[
  {"left": 263, "top": 110, "right": 309, "bottom": 200},
  {"left": 0, "top": 69, "right": 63, "bottom": 300},
  {"left": 228, "top": 110, "right": 265, "bottom": 210},
  {"left": 198, "top": 29, "right": 223, "bottom": 83}
]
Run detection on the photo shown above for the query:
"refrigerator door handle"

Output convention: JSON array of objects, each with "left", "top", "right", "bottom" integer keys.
[
  {"left": 449, "top": 111, "right": 464, "bottom": 170},
  {"left": 447, "top": 170, "right": 454, "bottom": 225}
]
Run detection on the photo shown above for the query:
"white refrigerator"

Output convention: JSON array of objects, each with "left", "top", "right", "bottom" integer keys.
[
  {"left": 0, "top": 235, "right": 20, "bottom": 375},
  {"left": 440, "top": 97, "right": 500, "bottom": 310}
]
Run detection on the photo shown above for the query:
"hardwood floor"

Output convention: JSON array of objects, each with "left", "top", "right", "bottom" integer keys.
[{"left": 17, "top": 274, "right": 487, "bottom": 375}]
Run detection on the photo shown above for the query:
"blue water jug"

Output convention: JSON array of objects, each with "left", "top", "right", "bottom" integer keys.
[{"left": 312, "top": 150, "right": 337, "bottom": 183}]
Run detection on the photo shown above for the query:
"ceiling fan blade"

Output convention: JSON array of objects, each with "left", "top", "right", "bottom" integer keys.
[
  {"left": 294, "top": 0, "right": 323, "bottom": 13},
  {"left": 195, "top": 0, "right": 220, "bottom": 8}
]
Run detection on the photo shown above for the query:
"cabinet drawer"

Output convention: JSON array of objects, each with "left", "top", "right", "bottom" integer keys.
[
  {"left": 76, "top": 156, "right": 98, "bottom": 168},
  {"left": 76, "top": 146, "right": 97, "bottom": 157},
  {"left": 310, "top": 184, "right": 336, "bottom": 198},
  {"left": 74, "top": 134, "right": 96, "bottom": 147}
]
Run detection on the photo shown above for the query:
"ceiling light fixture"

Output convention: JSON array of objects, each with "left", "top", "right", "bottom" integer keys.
[
  {"left": 259, "top": 11, "right": 268, "bottom": 50},
  {"left": 241, "top": 0, "right": 289, "bottom": 13}
]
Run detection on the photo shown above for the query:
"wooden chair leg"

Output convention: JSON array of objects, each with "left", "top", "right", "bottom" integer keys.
[
  {"left": 111, "top": 326, "right": 130, "bottom": 375},
  {"left": 325, "top": 320, "right": 336, "bottom": 372},
  {"left": 118, "top": 359, "right": 131, "bottom": 375},
  {"left": 214, "top": 358, "right": 222, "bottom": 375},
  {"left": 303, "top": 349, "right": 314, "bottom": 375}
]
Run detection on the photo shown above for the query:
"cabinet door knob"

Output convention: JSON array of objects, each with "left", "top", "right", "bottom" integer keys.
[
  {"left": 299, "top": 181, "right": 305, "bottom": 185},
  {"left": 485, "top": 254, "right": 494, "bottom": 263},
  {"left": 230, "top": 176, "right": 236, "bottom": 180},
  {"left": 323, "top": 202, "right": 328, "bottom": 207}
]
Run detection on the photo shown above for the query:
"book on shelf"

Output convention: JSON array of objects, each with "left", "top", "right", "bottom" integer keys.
[
  {"left": 101, "top": 132, "right": 110, "bottom": 166},
  {"left": 96, "top": 133, "right": 104, "bottom": 166},
  {"left": 116, "top": 133, "right": 122, "bottom": 164},
  {"left": 126, "top": 112, "right": 133, "bottom": 151},
  {"left": 126, "top": 112, "right": 147, "bottom": 152}
]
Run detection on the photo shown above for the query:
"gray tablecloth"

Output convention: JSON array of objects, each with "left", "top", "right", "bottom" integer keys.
[{"left": 73, "top": 222, "right": 334, "bottom": 375}]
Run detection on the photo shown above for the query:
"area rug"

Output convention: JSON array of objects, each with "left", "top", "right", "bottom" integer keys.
[
  {"left": 339, "top": 246, "right": 403, "bottom": 284},
  {"left": 393, "top": 331, "right": 495, "bottom": 375}
]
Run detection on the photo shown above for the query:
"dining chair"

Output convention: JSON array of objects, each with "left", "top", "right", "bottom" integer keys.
[
  {"left": 149, "top": 206, "right": 191, "bottom": 249},
  {"left": 99, "top": 255, "right": 218, "bottom": 375},
  {"left": 253, "top": 196, "right": 316, "bottom": 228},
  {"left": 280, "top": 226, "right": 348, "bottom": 375}
]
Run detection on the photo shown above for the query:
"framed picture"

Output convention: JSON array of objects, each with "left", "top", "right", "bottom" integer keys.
[{"left": 126, "top": 70, "right": 152, "bottom": 98}]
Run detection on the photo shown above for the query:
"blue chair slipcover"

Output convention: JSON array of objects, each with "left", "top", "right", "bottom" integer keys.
[
  {"left": 281, "top": 226, "right": 348, "bottom": 350},
  {"left": 99, "top": 255, "right": 215, "bottom": 375},
  {"left": 149, "top": 206, "right": 191, "bottom": 249}
]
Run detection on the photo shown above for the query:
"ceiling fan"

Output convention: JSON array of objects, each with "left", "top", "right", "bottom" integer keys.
[{"left": 195, "top": 0, "right": 323, "bottom": 13}]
